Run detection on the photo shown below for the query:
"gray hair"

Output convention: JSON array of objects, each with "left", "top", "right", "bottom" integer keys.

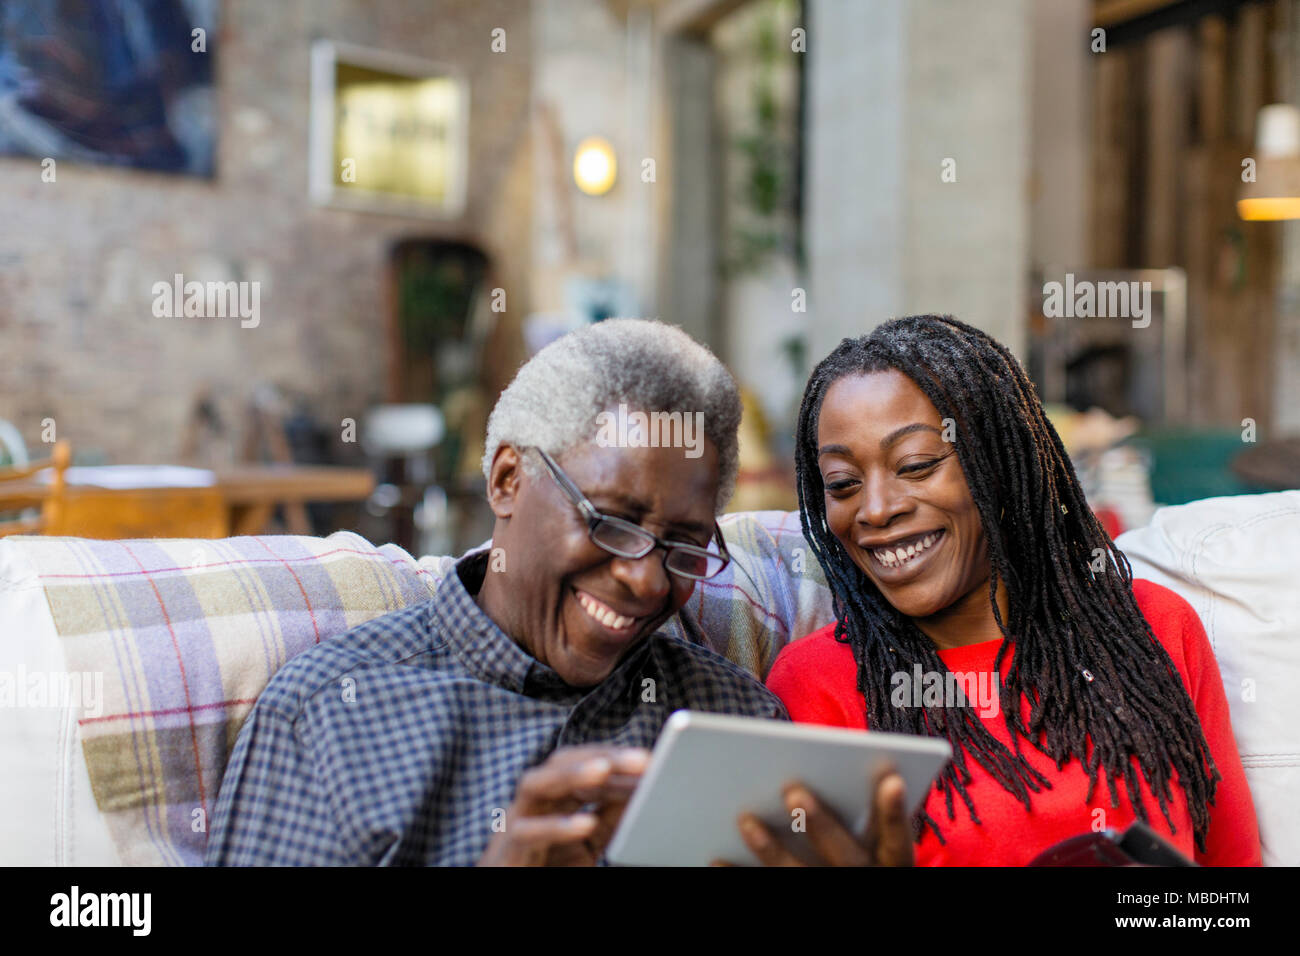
[{"left": 482, "top": 319, "right": 741, "bottom": 513}]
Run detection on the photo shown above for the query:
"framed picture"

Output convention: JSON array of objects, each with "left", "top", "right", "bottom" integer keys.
[
  {"left": 309, "top": 40, "right": 468, "bottom": 218},
  {"left": 0, "top": 0, "right": 217, "bottom": 176}
]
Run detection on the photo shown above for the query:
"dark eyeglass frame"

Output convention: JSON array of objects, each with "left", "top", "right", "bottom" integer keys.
[{"left": 529, "top": 447, "right": 731, "bottom": 581}]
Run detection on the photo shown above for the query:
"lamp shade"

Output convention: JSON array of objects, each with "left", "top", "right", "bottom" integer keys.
[
  {"left": 1238, "top": 104, "right": 1300, "bottom": 220},
  {"left": 362, "top": 404, "right": 444, "bottom": 455}
]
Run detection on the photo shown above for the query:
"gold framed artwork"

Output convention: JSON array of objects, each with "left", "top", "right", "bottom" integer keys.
[{"left": 309, "top": 40, "right": 468, "bottom": 218}]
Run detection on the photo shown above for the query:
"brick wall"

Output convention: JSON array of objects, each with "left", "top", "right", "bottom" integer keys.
[{"left": 0, "top": 0, "right": 533, "bottom": 465}]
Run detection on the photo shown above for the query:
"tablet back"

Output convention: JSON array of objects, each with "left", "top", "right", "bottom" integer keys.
[{"left": 606, "top": 710, "right": 952, "bottom": 866}]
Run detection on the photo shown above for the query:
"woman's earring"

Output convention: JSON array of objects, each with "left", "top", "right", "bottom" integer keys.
[{"left": 999, "top": 506, "right": 1005, "bottom": 521}]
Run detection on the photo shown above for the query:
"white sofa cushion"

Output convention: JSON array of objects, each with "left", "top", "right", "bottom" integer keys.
[
  {"left": 1117, "top": 490, "right": 1300, "bottom": 866},
  {"left": 0, "top": 537, "right": 118, "bottom": 865}
]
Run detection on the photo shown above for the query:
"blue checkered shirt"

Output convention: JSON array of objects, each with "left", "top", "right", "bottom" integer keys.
[{"left": 205, "top": 549, "right": 787, "bottom": 866}]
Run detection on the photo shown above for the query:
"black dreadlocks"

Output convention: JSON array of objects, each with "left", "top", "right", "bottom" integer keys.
[{"left": 794, "top": 315, "right": 1219, "bottom": 849}]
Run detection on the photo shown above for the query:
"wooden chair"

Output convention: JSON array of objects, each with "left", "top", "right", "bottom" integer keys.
[
  {"left": 0, "top": 440, "right": 71, "bottom": 536},
  {"left": 0, "top": 440, "right": 229, "bottom": 539},
  {"left": 53, "top": 486, "right": 230, "bottom": 539}
]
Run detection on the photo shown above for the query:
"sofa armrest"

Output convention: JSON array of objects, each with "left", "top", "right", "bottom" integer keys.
[
  {"left": 3, "top": 532, "right": 437, "bottom": 866},
  {"left": 1117, "top": 490, "right": 1300, "bottom": 866},
  {"left": 0, "top": 538, "right": 119, "bottom": 864}
]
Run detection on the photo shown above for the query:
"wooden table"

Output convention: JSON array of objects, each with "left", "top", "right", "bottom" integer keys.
[
  {"left": 2, "top": 464, "right": 375, "bottom": 538},
  {"left": 1231, "top": 439, "right": 1300, "bottom": 492},
  {"left": 215, "top": 465, "right": 376, "bottom": 534}
]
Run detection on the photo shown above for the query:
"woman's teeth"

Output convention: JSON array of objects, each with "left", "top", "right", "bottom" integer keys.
[
  {"left": 576, "top": 590, "right": 636, "bottom": 630},
  {"left": 872, "top": 531, "right": 941, "bottom": 568}
]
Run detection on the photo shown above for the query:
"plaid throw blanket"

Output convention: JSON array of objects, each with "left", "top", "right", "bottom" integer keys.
[
  {"left": 661, "top": 510, "right": 833, "bottom": 676},
  {"left": 23, "top": 533, "right": 444, "bottom": 865},
  {"left": 21, "top": 511, "right": 833, "bottom": 866}
]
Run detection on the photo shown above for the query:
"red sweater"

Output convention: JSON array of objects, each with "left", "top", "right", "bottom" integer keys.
[{"left": 766, "top": 580, "right": 1261, "bottom": 866}]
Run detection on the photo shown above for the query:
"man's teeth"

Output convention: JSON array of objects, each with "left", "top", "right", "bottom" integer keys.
[
  {"left": 576, "top": 591, "right": 636, "bottom": 630},
  {"left": 872, "top": 532, "right": 940, "bottom": 568}
]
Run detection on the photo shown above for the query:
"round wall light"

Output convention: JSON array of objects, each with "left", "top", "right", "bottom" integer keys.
[{"left": 573, "top": 136, "right": 617, "bottom": 196}]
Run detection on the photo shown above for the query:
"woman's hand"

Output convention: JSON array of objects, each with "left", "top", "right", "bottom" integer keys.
[{"left": 714, "top": 765, "right": 914, "bottom": 866}]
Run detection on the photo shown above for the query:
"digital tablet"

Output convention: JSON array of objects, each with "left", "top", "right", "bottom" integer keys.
[{"left": 606, "top": 710, "right": 952, "bottom": 867}]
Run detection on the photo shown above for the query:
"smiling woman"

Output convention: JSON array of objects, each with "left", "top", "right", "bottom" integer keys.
[
  {"left": 766, "top": 314, "right": 1262, "bottom": 866},
  {"left": 815, "top": 370, "right": 994, "bottom": 641}
]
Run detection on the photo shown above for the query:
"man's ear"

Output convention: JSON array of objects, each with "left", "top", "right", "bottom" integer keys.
[{"left": 485, "top": 444, "right": 526, "bottom": 519}]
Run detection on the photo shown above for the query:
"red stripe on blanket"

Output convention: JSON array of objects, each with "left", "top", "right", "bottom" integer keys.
[
  {"left": 696, "top": 577, "right": 781, "bottom": 625},
  {"left": 79, "top": 698, "right": 260, "bottom": 726},
  {"left": 251, "top": 537, "right": 321, "bottom": 644},
  {"left": 35, "top": 546, "right": 410, "bottom": 580},
  {"left": 117, "top": 541, "right": 210, "bottom": 821}
]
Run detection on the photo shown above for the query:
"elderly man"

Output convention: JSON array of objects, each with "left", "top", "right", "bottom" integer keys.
[{"left": 205, "top": 319, "right": 909, "bottom": 867}]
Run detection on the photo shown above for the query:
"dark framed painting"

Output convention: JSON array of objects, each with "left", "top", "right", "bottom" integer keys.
[{"left": 0, "top": 0, "right": 218, "bottom": 176}]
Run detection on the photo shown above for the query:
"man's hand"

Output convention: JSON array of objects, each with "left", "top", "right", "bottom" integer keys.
[
  {"left": 477, "top": 745, "right": 650, "bottom": 866},
  {"left": 715, "top": 765, "right": 915, "bottom": 867}
]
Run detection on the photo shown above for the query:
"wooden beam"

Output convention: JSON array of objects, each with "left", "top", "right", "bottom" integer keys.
[
  {"left": 1233, "top": 0, "right": 1268, "bottom": 142},
  {"left": 1095, "top": 0, "right": 1185, "bottom": 29},
  {"left": 1144, "top": 27, "right": 1192, "bottom": 266},
  {"left": 1197, "top": 15, "right": 1228, "bottom": 143},
  {"left": 1091, "top": 44, "right": 1132, "bottom": 267}
]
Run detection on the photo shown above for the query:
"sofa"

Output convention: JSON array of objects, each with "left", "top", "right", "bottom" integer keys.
[{"left": 1, "top": 492, "right": 1296, "bottom": 866}]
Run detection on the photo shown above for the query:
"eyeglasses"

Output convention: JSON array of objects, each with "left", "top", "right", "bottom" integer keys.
[{"left": 530, "top": 447, "right": 730, "bottom": 581}]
